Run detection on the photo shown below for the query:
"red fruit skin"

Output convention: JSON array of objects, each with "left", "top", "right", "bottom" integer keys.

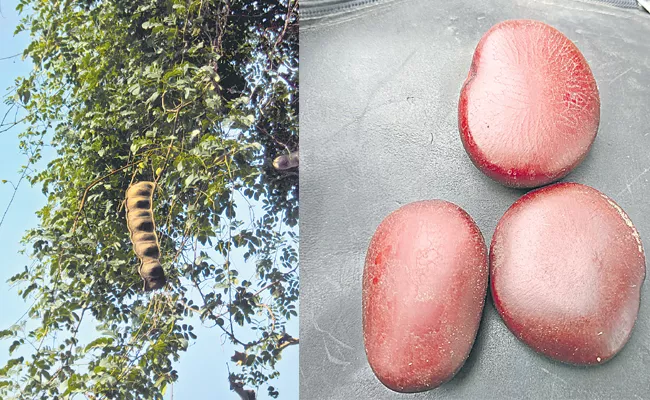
[
  {"left": 459, "top": 20, "right": 600, "bottom": 188},
  {"left": 363, "top": 201, "right": 488, "bottom": 392},
  {"left": 491, "top": 183, "right": 646, "bottom": 365}
]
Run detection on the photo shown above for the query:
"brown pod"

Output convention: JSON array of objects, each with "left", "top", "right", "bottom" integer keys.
[
  {"left": 363, "top": 200, "right": 488, "bottom": 392},
  {"left": 140, "top": 259, "right": 165, "bottom": 290},
  {"left": 491, "top": 182, "right": 646, "bottom": 365},
  {"left": 125, "top": 181, "right": 166, "bottom": 291},
  {"left": 272, "top": 151, "right": 299, "bottom": 170},
  {"left": 131, "top": 232, "right": 160, "bottom": 259}
]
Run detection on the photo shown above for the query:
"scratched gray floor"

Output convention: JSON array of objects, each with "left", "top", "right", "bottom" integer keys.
[{"left": 300, "top": 0, "right": 650, "bottom": 398}]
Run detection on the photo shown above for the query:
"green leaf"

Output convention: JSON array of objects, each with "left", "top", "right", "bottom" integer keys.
[
  {"left": 8, "top": 340, "right": 21, "bottom": 354},
  {"left": 84, "top": 337, "right": 113, "bottom": 351},
  {"left": 129, "top": 84, "right": 141, "bottom": 96},
  {"left": 146, "top": 91, "right": 160, "bottom": 104}
]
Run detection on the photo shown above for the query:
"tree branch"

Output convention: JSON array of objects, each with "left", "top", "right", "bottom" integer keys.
[
  {"left": 229, "top": 374, "right": 256, "bottom": 400},
  {"left": 0, "top": 53, "right": 21, "bottom": 61},
  {"left": 71, "top": 161, "right": 140, "bottom": 234}
]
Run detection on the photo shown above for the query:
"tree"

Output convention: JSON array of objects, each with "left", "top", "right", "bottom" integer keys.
[{"left": 0, "top": 0, "right": 299, "bottom": 398}]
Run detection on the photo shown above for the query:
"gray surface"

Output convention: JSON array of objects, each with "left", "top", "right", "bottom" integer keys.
[{"left": 299, "top": 0, "right": 650, "bottom": 399}]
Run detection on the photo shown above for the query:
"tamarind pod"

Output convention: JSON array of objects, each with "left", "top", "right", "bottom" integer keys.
[
  {"left": 132, "top": 238, "right": 160, "bottom": 259},
  {"left": 131, "top": 210, "right": 153, "bottom": 219},
  {"left": 126, "top": 197, "right": 152, "bottom": 212},
  {"left": 128, "top": 184, "right": 155, "bottom": 197},
  {"left": 125, "top": 181, "right": 165, "bottom": 291},
  {"left": 131, "top": 231, "right": 160, "bottom": 259},
  {"left": 128, "top": 216, "right": 155, "bottom": 232},
  {"left": 140, "top": 259, "right": 166, "bottom": 291}
]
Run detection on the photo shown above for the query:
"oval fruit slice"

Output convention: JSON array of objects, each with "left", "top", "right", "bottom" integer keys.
[
  {"left": 459, "top": 20, "right": 600, "bottom": 188},
  {"left": 491, "top": 183, "right": 646, "bottom": 365},
  {"left": 363, "top": 200, "right": 488, "bottom": 392}
]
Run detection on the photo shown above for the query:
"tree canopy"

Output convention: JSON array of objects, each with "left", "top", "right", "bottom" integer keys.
[{"left": 0, "top": 0, "right": 298, "bottom": 398}]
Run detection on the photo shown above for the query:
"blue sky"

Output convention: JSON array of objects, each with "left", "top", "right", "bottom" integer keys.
[{"left": 0, "top": 1, "right": 298, "bottom": 399}]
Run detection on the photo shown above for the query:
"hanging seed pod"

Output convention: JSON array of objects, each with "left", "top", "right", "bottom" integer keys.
[
  {"left": 272, "top": 151, "right": 299, "bottom": 170},
  {"left": 125, "top": 181, "right": 166, "bottom": 291}
]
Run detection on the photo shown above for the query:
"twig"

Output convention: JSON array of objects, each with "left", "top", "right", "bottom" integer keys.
[
  {"left": 272, "top": 0, "right": 296, "bottom": 52},
  {"left": 30, "top": 281, "right": 96, "bottom": 399},
  {"left": 256, "top": 124, "right": 290, "bottom": 154},
  {"left": 0, "top": 118, "right": 27, "bottom": 134},
  {"left": 259, "top": 303, "right": 275, "bottom": 334},
  {"left": 276, "top": 335, "right": 299, "bottom": 351},
  {"left": 1, "top": 103, "right": 16, "bottom": 127},
  {"left": 71, "top": 161, "right": 140, "bottom": 234},
  {"left": 0, "top": 168, "right": 28, "bottom": 230},
  {"left": 0, "top": 128, "right": 44, "bottom": 230},
  {"left": 153, "top": 110, "right": 179, "bottom": 186},
  {"left": 0, "top": 53, "right": 21, "bottom": 61},
  {"left": 229, "top": 374, "right": 256, "bottom": 400}
]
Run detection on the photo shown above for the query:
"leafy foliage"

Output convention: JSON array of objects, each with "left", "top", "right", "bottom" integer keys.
[{"left": 1, "top": 0, "right": 298, "bottom": 398}]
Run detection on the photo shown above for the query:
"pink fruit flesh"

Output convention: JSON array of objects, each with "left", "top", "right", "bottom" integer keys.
[
  {"left": 491, "top": 183, "right": 646, "bottom": 365},
  {"left": 363, "top": 200, "right": 488, "bottom": 392},
  {"left": 459, "top": 20, "right": 600, "bottom": 188}
]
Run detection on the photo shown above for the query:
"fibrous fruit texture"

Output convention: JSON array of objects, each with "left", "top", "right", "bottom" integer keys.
[
  {"left": 459, "top": 20, "right": 600, "bottom": 188},
  {"left": 491, "top": 182, "right": 646, "bottom": 365},
  {"left": 125, "top": 181, "right": 166, "bottom": 291},
  {"left": 363, "top": 200, "right": 488, "bottom": 392}
]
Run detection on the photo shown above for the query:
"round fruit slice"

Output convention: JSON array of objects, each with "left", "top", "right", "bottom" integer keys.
[
  {"left": 363, "top": 200, "right": 488, "bottom": 392},
  {"left": 491, "top": 183, "right": 646, "bottom": 365},
  {"left": 459, "top": 20, "right": 600, "bottom": 188}
]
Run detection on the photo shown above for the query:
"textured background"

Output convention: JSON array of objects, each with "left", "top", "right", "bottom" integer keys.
[{"left": 299, "top": 0, "right": 650, "bottom": 398}]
